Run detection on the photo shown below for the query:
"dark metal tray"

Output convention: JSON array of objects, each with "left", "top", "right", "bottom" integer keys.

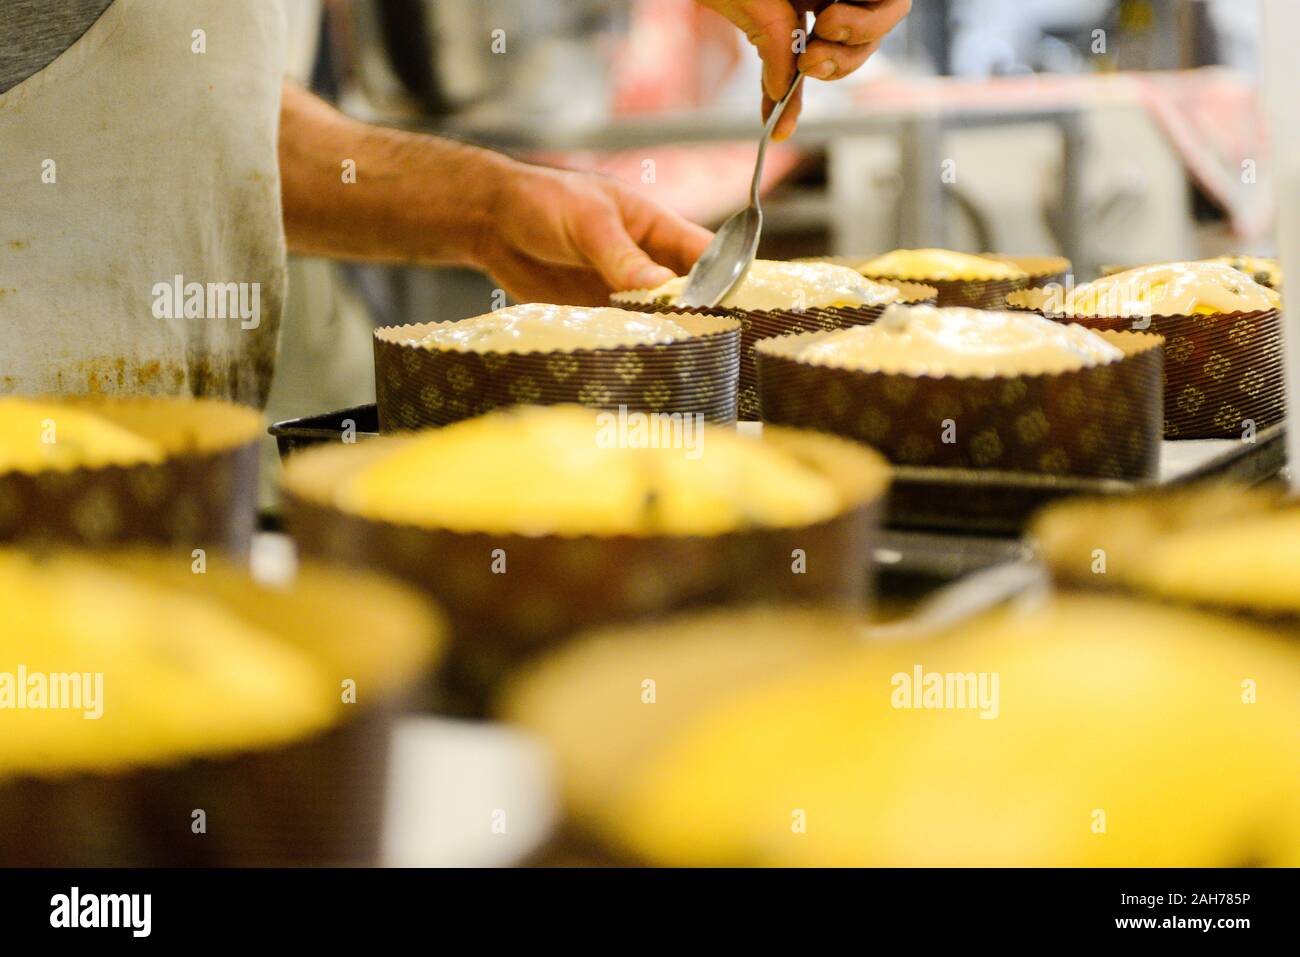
[
  {"left": 887, "top": 424, "right": 1287, "bottom": 536},
  {"left": 268, "top": 404, "right": 380, "bottom": 459}
]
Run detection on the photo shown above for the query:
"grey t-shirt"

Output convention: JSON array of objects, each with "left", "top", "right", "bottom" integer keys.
[{"left": 0, "top": 0, "right": 116, "bottom": 94}]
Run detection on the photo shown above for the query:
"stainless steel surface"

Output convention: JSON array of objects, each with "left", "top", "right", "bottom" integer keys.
[{"left": 679, "top": 72, "right": 806, "bottom": 308}]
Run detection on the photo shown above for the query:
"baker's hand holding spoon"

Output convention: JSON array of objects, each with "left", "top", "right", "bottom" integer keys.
[{"left": 699, "top": 0, "right": 913, "bottom": 140}]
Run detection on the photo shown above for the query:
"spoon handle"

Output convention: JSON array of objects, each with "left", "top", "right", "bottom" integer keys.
[
  {"left": 749, "top": 0, "right": 841, "bottom": 206},
  {"left": 750, "top": 71, "right": 805, "bottom": 207}
]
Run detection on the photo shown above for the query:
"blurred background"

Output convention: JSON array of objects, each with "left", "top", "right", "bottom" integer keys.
[{"left": 268, "top": 0, "right": 1275, "bottom": 425}]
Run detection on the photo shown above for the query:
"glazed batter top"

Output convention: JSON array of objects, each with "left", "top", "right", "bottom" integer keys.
[
  {"left": 648, "top": 260, "right": 900, "bottom": 312},
  {"left": 414, "top": 303, "right": 691, "bottom": 353},
  {"left": 857, "top": 249, "right": 1027, "bottom": 281},
  {"left": 1063, "top": 262, "right": 1280, "bottom": 316},
  {"left": 796, "top": 304, "right": 1123, "bottom": 377}
]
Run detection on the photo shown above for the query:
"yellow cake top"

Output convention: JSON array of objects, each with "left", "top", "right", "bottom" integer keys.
[
  {"left": 1029, "top": 484, "right": 1285, "bottom": 590},
  {"left": 413, "top": 303, "right": 691, "bottom": 354},
  {"left": 336, "top": 405, "right": 845, "bottom": 537},
  {"left": 0, "top": 398, "right": 165, "bottom": 473},
  {"left": 501, "top": 606, "right": 867, "bottom": 822},
  {"left": 1122, "top": 509, "right": 1300, "bottom": 614},
  {"left": 793, "top": 304, "right": 1122, "bottom": 377},
  {"left": 607, "top": 594, "right": 1300, "bottom": 866},
  {"left": 1057, "top": 262, "right": 1280, "bottom": 317},
  {"left": 857, "top": 248, "right": 1028, "bottom": 281},
  {"left": 0, "top": 552, "right": 332, "bottom": 777},
  {"left": 645, "top": 260, "right": 901, "bottom": 312},
  {"left": 0, "top": 550, "right": 440, "bottom": 778}
]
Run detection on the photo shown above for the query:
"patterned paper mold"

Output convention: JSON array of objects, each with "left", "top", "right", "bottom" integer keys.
[
  {"left": 1007, "top": 288, "right": 1283, "bottom": 439},
  {"left": 982, "top": 254, "right": 1073, "bottom": 290},
  {"left": 848, "top": 252, "right": 1031, "bottom": 310},
  {"left": 755, "top": 328, "right": 1164, "bottom": 479},
  {"left": 0, "top": 398, "right": 261, "bottom": 554},
  {"left": 374, "top": 314, "right": 741, "bottom": 430},
  {"left": 282, "top": 426, "right": 889, "bottom": 715},
  {"left": 614, "top": 280, "right": 937, "bottom": 420}
]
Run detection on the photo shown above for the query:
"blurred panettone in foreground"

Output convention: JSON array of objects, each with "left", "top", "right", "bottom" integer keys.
[
  {"left": 0, "top": 549, "right": 442, "bottom": 865},
  {"left": 505, "top": 597, "right": 1300, "bottom": 866},
  {"left": 285, "top": 405, "right": 889, "bottom": 713},
  {"left": 1029, "top": 483, "right": 1296, "bottom": 608},
  {"left": 0, "top": 397, "right": 164, "bottom": 472},
  {"left": 500, "top": 606, "right": 867, "bottom": 827},
  {"left": 0, "top": 395, "right": 264, "bottom": 552}
]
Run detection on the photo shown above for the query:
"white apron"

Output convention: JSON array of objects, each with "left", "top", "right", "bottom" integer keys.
[{"left": 0, "top": 0, "right": 287, "bottom": 407}]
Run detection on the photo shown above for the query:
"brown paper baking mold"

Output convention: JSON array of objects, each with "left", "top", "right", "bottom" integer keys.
[
  {"left": 282, "top": 427, "right": 888, "bottom": 715},
  {"left": 755, "top": 329, "right": 1164, "bottom": 479},
  {"left": 613, "top": 281, "right": 937, "bottom": 420},
  {"left": 0, "top": 398, "right": 261, "bottom": 555},
  {"left": 0, "top": 706, "right": 396, "bottom": 866},
  {"left": 1007, "top": 289, "right": 1284, "bottom": 439},
  {"left": 374, "top": 315, "right": 741, "bottom": 430},
  {"left": 983, "top": 254, "right": 1072, "bottom": 289}
]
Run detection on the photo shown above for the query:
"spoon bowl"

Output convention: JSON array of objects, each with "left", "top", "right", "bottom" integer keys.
[{"left": 676, "top": 207, "right": 763, "bottom": 310}]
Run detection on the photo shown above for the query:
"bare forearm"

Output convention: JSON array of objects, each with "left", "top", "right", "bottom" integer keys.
[
  {"left": 278, "top": 82, "right": 513, "bottom": 266},
  {"left": 277, "top": 83, "right": 711, "bottom": 304}
]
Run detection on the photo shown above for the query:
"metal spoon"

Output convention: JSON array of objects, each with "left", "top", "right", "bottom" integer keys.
[{"left": 676, "top": 70, "right": 808, "bottom": 309}]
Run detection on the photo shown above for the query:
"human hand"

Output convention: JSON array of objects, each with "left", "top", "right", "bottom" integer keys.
[
  {"left": 699, "top": 0, "right": 912, "bottom": 140},
  {"left": 472, "top": 161, "right": 712, "bottom": 306}
]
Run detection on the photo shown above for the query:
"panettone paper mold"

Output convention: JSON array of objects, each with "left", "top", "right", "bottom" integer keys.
[
  {"left": 613, "top": 281, "right": 937, "bottom": 420},
  {"left": 755, "top": 328, "right": 1165, "bottom": 479},
  {"left": 282, "top": 427, "right": 889, "bottom": 716},
  {"left": 1007, "top": 288, "right": 1283, "bottom": 439},
  {"left": 810, "top": 254, "right": 1035, "bottom": 310},
  {"left": 0, "top": 398, "right": 262, "bottom": 554},
  {"left": 0, "top": 707, "right": 394, "bottom": 866},
  {"left": 0, "top": 556, "right": 443, "bottom": 866},
  {"left": 374, "top": 315, "right": 742, "bottom": 430}
]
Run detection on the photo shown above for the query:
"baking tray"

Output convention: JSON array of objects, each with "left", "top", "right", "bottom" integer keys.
[
  {"left": 269, "top": 404, "right": 380, "bottom": 458},
  {"left": 888, "top": 423, "right": 1287, "bottom": 535}
]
